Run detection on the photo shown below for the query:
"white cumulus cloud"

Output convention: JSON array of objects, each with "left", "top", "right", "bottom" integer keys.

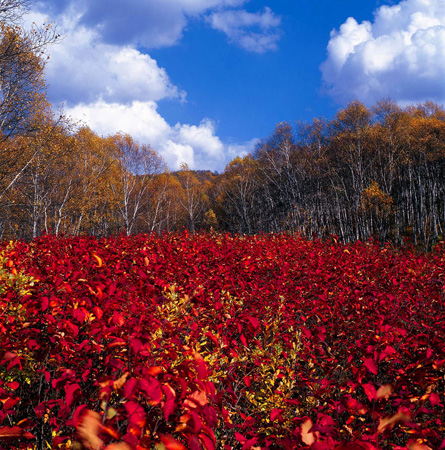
[
  {"left": 207, "top": 7, "right": 282, "bottom": 53},
  {"left": 174, "top": 120, "right": 224, "bottom": 160},
  {"left": 27, "top": 12, "right": 183, "bottom": 106},
  {"left": 67, "top": 101, "right": 171, "bottom": 147},
  {"left": 321, "top": 0, "right": 445, "bottom": 104},
  {"left": 66, "top": 101, "right": 226, "bottom": 171},
  {"left": 36, "top": 0, "right": 249, "bottom": 49}
]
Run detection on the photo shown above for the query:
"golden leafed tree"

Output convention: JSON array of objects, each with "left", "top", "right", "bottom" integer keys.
[{"left": 0, "top": 0, "right": 58, "bottom": 202}]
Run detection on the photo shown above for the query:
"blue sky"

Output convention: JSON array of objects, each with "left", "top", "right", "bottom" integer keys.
[{"left": 29, "top": 0, "right": 445, "bottom": 171}]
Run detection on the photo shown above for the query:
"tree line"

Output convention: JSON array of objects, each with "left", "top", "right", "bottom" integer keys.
[
  {"left": 217, "top": 100, "right": 445, "bottom": 250},
  {"left": 1, "top": 1, "right": 444, "bottom": 248}
]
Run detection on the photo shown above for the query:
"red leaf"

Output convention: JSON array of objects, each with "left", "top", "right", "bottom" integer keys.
[
  {"left": 162, "top": 384, "right": 176, "bottom": 420},
  {"left": 41, "top": 296, "right": 49, "bottom": 312},
  {"left": 184, "top": 391, "right": 208, "bottom": 409},
  {"left": 147, "top": 366, "right": 163, "bottom": 376},
  {"left": 242, "top": 438, "right": 258, "bottom": 450},
  {"left": 130, "top": 339, "right": 143, "bottom": 354},
  {"left": 124, "top": 401, "right": 146, "bottom": 428},
  {"left": 35, "top": 403, "right": 46, "bottom": 419},
  {"left": 379, "top": 345, "right": 396, "bottom": 362},
  {"left": 3, "top": 397, "right": 19, "bottom": 410},
  {"left": 383, "top": 345, "right": 396, "bottom": 355},
  {"left": 160, "top": 434, "right": 186, "bottom": 450},
  {"left": 65, "top": 320, "right": 79, "bottom": 337},
  {"left": 189, "top": 435, "right": 203, "bottom": 450},
  {"left": 247, "top": 315, "right": 259, "bottom": 330},
  {"left": 186, "top": 411, "right": 203, "bottom": 434},
  {"left": 235, "top": 432, "right": 247, "bottom": 444},
  {"left": 124, "top": 377, "right": 138, "bottom": 399},
  {"left": 205, "top": 331, "right": 219, "bottom": 346},
  {"left": 73, "top": 308, "right": 86, "bottom": 323},
  {"left": 65, "top": 383, "right": 81, "bottom": 409},
  {"left": 202, "top": 405, "right": 218, "bottom": 428},
  {"left": 107, "top": 338, "right": 126, "bottom": 348},
  {"left": 362, "top": 383, "right": 377, "bottom": 402},
  {"left": 112, "top": 311, "right": 125, "bottom": 326},
  {"left": 139, "top": 378, "right": 162, "bottom": 405},
  {"left": 429, "top": 392, "right": 440, "bottom": 407},
  {"left": 6, "top": 381, "right": 19, "bottom": 390},
  {"left": 0, "top": 426, "right": 34, "bottom": 441},
  {"left": 270, "top": 408, "right": 282, "bottom": 422},
  {"left": 363, "top": 357, "right": 378, "bottom": 375},
  {"left": 346, "top": 396, "right": 368, "bottom": 414},
  {"left": 92, "top": 306, "right": 103, "bottom": 320},
  {"left": 196, "top": 359, "right": 208, "bottom": 380}
]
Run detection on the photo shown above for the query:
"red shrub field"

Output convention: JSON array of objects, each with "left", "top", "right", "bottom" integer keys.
[{"left": 0, "top": 232, "right": 445, "bottom": 450}]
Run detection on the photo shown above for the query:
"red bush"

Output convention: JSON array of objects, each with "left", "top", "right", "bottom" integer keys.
[{"left": 0, "top": 233, "right": 444, "bottom": 449}]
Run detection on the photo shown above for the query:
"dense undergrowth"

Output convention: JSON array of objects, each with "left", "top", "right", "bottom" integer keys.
[{"left": 0, "top": 232, "right": 444, "bottom": 449}]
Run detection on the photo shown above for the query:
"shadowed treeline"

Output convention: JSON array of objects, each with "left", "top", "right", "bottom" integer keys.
[{"left": 215, "top": 100, "right": 445, "bottom": 249}]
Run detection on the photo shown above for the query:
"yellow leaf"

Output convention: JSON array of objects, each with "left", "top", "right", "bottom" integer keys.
[{"left": 92, "top": 254, "right": 103, "bottom": 267}]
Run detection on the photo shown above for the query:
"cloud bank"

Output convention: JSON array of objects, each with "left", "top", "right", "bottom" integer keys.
[
  {"left": 321, "top": 0, "right": 445, "bottom": 105},
  {"left": 67, "top": 101, "right": 226, "bottom": 170},
  {"left": 37, "top": 0, "right": 248, "bottom": 48},
  {"left": 31, "top": 0, "right": 275, "bottom": 170},
  {"left": 43, "top": 15, "right": 182, "bottom": 106}
]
